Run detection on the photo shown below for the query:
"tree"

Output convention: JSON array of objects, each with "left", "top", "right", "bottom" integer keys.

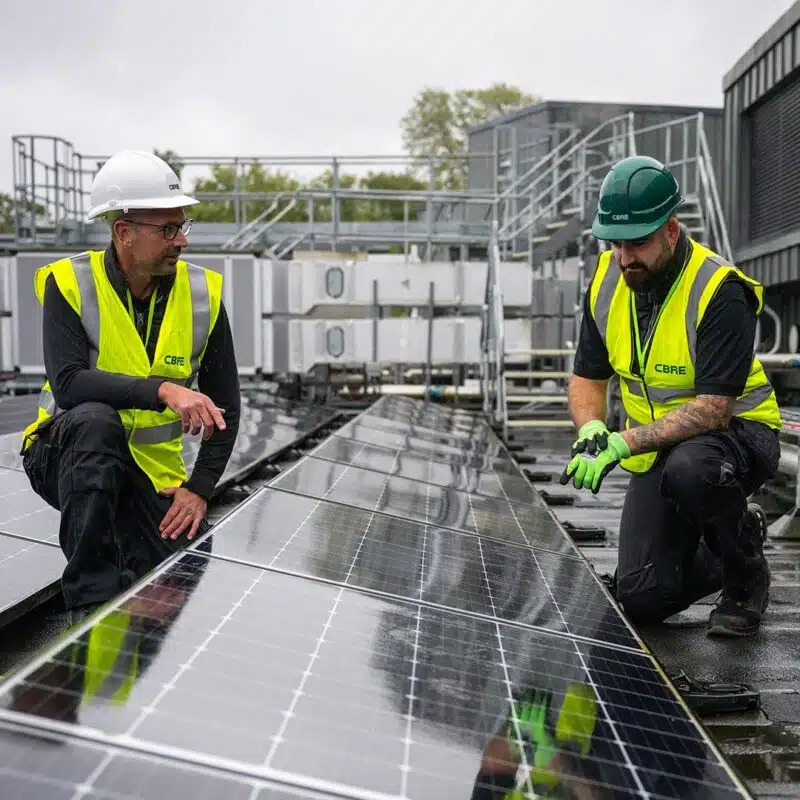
[
  {"left": 358, "top": 171, "right": 427, "bottom": 221},
  {"left": 0, "top": 193, "right": 45, "bottom": 234},
  {"left": 307, "top": 168, "right": 359, "bottom": 222},
  {"left": 154, "top": 148, "right": 184, "bottom": 178},
  {"left": 400, "top": 83, "right": 540, "bottom": 188},
  {"left": 190, "top": 163, "right": 307, "bottom": 224}
]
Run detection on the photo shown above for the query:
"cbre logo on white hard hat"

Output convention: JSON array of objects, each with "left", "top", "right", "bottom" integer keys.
[{"left": 168, "top": 182, "right": 180, "bottom": 191}]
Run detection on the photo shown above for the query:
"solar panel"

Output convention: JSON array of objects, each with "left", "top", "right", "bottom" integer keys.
[
  {"left": 191, "top": 486, "right": 638, "bottom": 650},
  {"left": 0, "top": 551, "right": 748, "bottom": 799},
  {"left": 0, "top": 718, "right": 269, "bottom": 799},
  {"left": 270, "top": 457, "right": 577, "bottom": 556},
  {"left": 0, "top": 397, "right": 752, "bottom": 799},
  {"left": 310, "top": 436, "right": 545, "bottom": 506},
  {"left": 0, "top": 396, "right": 338, "bottom": 628},
  {"left": 0, "top": 532, "right": 63, "bottom": 622},
  {"left": 0, "top": 468, "right": 60, "bottom": 545},
  {"left": 338, "top": 415, "right": 505, "bottom": 455}
]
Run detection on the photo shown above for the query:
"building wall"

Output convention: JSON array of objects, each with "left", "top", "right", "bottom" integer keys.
[{"left": 723, "top": 0, "right": 800, "bottom": 295}]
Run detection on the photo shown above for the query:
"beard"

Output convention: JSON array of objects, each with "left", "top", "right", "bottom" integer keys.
[
  {"left": 621, "top": 265, "right": 655, "bottom": 292},
  {"left": 620, "top": 239, "right": 672, "bottom": 293}
]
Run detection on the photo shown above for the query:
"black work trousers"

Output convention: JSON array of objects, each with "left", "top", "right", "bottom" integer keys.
[
  {"left": 616, "top": 417, "right": 780, "bottom": 624},
  {"left": 22, "top": 401, "right": 206, "bottom": 610}
]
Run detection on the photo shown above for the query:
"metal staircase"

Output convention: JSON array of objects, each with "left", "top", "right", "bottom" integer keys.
[
  {"left": 491, "top": 111, "right": 734, "bottom": 438},
  {"left": 221, "top": 193, "right": 299, "bottom": 251}
]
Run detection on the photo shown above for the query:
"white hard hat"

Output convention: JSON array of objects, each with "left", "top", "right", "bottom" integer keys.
[{"left": 86, "top": 149, "right": 198, "bottom": 222}]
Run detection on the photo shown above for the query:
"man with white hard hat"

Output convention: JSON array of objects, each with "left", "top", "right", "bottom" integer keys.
[{"left": 20, "top": 150, "right": 241, "bottom": 620}]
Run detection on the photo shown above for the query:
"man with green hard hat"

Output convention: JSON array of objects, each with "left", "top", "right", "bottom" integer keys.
[{"left": 561, "top": 154, "right": 781, "bottom": 637}]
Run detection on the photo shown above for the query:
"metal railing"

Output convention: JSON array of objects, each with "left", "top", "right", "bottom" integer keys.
[
  {"left": 9, "top": 117, "right": 731, "bottom": 265},
  {"left": 492, "top": 111, "right": 733, "bottom": 264}
]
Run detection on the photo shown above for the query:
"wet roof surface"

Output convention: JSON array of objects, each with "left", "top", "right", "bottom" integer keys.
[{"left": 517, "top": 428, "right": 800, "bottom": 798}]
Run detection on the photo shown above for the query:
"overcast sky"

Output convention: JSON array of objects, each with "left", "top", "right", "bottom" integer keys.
[{"left": 0, "top": 0, "right": 795, "bottom": 194}]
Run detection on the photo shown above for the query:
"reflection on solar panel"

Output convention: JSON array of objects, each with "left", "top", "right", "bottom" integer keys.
[
  {"left": 0, "top": 395, "right": 752, "bottom": 799},
  {"left": 0, "top": 392, "right": 339, "bottom": 630}
]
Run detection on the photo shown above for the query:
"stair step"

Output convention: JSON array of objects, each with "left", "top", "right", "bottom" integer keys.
[
  {"left": 507, "top": 394, "right": 569, "bottom": 403},
  {"left": 545, "top": 220, "right": 570, "bottom": 231},
  {"left": 506, "top": 348, "right": 575, "bottom": 357},
  {"left": 505, "top": 371, "right": 571, "bottom": 379},
  {"left": 532, "top": 235, "right": 551, "bottom": 243}
]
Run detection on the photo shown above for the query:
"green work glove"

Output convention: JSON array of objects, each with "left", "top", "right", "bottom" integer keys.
[
  {"left": 510, "top": 690, "right": 559, "bottom": 790},
  {"left": 560, "top": 431, "right": 630, "bottom": 493},
  {"left": 570, "top": 419, "right": 610, "bottom": 457}
]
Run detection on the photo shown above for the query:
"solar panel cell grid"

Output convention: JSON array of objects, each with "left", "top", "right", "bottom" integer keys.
[
  {"left": 310, "top": 436, "right": 545, "bottom": 507},
  {"left": 0, "top": 553, "right": 746, "bottom": 799},
  {"left": 0, "top": 396, "right": 751, "bottom": 799},
  {"left": 270, "top": 456, "right": 576, "bottom": 555},
  {"left": 189, "top": 486, "right": 639, "bottom": 650}
]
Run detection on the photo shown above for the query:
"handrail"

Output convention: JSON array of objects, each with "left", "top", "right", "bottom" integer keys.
[
  {"left": 223, "top": 195, "right": 298, "bottom": 250},
  {"left": 496, "top": 128, "right": 582, "bottom": 202},
  {"left": 626, "top": 111, "right": 637, "bottom": 156},
  {"left": 494, "top": 114, "right": 636, "bottom": 245},
  {"left": 489, "top": 221, "right": 507, "bottom": 427}
]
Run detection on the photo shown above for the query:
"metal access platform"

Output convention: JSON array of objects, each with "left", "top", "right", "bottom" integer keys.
[{"left": 0, "top": 393, "right": 757, "bottom": 798}]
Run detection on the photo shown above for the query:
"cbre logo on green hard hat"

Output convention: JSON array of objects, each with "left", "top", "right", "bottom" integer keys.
[{"left": 592, "top": 155, "right": 682, "bottom": 242}]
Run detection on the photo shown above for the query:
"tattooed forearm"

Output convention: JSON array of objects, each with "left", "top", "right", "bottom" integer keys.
[{"left": 621, "top": 394, "right": 735, "bottom": 456}]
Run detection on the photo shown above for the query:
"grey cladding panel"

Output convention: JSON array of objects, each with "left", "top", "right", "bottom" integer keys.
[
  {"left": 230, "top": 255, "right": 256, "bottom": 370},
  {"left": 184, "top": 254, "right": 225, "bottom": 276},
  {"left": 748, "top": 72, "right": 800, "bottom": 242},
  {"left": 14, "top": 253, "right": 59, "bottom": 371}
]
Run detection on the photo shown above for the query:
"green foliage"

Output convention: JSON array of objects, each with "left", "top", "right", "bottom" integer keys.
[
  {"left": 191, "top": 164, "right": 306, "bottom": 223},
  {"left": 185, "top": 163, "right": 427, "bottom": 225},
  {"left": 153, "top": 148, "right": 184, "bottom": 178},
  {"left": 0, "top": 193, "right": 46, "bottom": 234},
  {"left": 400, "top": 83, "right": 540, "bottom": 188}
]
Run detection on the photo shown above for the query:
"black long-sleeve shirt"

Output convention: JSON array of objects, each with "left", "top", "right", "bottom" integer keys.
[
  {"left": 573, "top": 230, "right": 758, "bottom": 398},
  {"left": 42, "top": 247, "right": 241, "bottom": 499}
]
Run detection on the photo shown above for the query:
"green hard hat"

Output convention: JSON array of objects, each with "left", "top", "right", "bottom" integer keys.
[{"left": 591, "top": 155, "right": 682, "bottom": 241}]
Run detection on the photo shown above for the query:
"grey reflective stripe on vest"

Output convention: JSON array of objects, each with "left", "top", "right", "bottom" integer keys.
[
  {"left": 733, "top": 383, "right": 774, "bottom": 415},
  {"left": 622, "top": 377, "right": 695, "bottom": 404},
  {"left": 39, "top": 387, "right": 58, "bottom": 415},
  {"left": 37, "top": 258, "right": 212, "bottom": 447},
  {"left": 129, "top": 419, "right": 184, "bottom": 445},
  {"left": 685, "top": 256, "right": 726, "bottom": 362},
  {"left": 623, "top": 380, "right": 774, "bottom": 424},
  {"left": 185, "top": 264, "right": 211, "bottom": 374},
  {"left": 72, "top": 253, "right": 101, "bottom": 367},
  {"left": 591, "top": 255, "right": 621, "bottom": 340}
]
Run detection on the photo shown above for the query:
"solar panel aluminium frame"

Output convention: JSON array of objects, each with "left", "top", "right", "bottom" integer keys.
[{"left": 0, "top": 397, "right": 755, "bottom": 799}]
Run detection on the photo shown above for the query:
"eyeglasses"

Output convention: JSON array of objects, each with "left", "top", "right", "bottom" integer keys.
[{"left": 122, "top": 218, "right": 193, "bottom": 240}]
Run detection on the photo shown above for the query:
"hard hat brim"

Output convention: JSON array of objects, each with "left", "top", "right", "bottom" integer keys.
[
  {"left": 86, "top": 195, "right": 199, "bottom": 222},
  {"left": 591, "top": 209, "right": 673, "bottom": 242}
]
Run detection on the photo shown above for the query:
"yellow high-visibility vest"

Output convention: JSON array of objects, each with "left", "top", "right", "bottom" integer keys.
[
  {"left": 588, "top": 238, "right": 781, "bottom": 474},
  {"left": 21, "top": 250, "right": 223, "bottom": 493},
  {"left": 74, "top": 608, "right": 140, "bottom": 706}
]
